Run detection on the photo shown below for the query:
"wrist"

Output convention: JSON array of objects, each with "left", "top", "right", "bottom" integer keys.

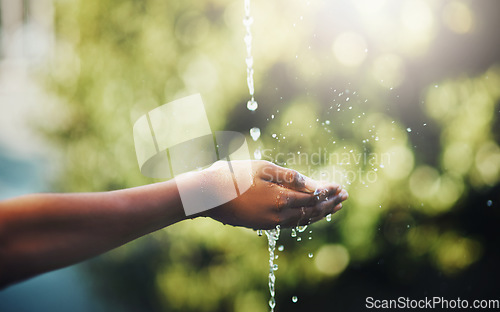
[
  {"left": 176, "top": 162, "right": 243, "bottom": 219},
  {"left": 173, "top": 169, "right": 213, "bottom": 219}
]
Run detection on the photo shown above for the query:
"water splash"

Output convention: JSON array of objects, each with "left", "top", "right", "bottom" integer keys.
[{"left": 265, "top": 225, "right": 281, "bottom": 312}]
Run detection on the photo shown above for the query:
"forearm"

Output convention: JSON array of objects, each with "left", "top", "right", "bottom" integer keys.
[
  {"left": 0, "top": 179, "right": 187, "bottom": 288},
  {"left": 0, "top": 160, "right": 348, "bottom": 288}
]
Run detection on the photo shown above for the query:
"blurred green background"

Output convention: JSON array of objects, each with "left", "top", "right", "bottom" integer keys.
[{"left": 3, "top": 0, "right": 500, "bottom": 311}]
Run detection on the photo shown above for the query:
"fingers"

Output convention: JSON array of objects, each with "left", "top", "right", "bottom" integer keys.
[
  {"left": 307, "top": 203, "right": 342, "bottom": 225},
  {"left": 307, "top": 200, "right": 344, "bottom": 224},
  {"left": 282, "top": 191, "right": 318, "bottom": 209},
  {"left": 278, "top": 189, "right": 348, "bottom": 227},
  {"left": 276, "top": 183, "right": 343, "bottom": 210},
  {"left": 259, "top": 161, "right": 340, "bottom": 194}
]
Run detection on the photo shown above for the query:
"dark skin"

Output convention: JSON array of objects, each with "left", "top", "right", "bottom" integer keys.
[{"left": 0, "top": 160, "right": 348, "bottom": 289}]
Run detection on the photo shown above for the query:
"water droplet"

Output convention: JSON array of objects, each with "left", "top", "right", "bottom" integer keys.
[
  {"left": 346, "top": 97, "right": 350, "bottom": 102},
  {"left": 297, "top": 237, "right": 302, "bottom": 242},
  {"left": 326, "top": 214, "right": 332, "bottom": 222},
  {"left": 291, "top": 228, "right": 297, "bottom": 237},
  {"left": 407, "top": 224, "right": 410, "bottom": 229},
  {"left": 325, "top": 120, "right": 330, "bottom": 125},
  {"left": 269, "top": 297, "right": 276, "bottom": 309},
  {"left": 254, "top": 149, "right": 262, "bottom": 160},
  {"left": 487, "top": 200, "right": 493, "bottom": 207},
  {"left": 278, "top": 245, "right": 284, "bottom": 251},
  {"left": 296, "top": 225, "right": 308, "bottom": 232},
  {"left": 308, "top": 253, "right": 314, "bottom": 258},
  {"left": 247, "top": 99, "right": 258, "bottom": 111},
  {"left": 272, "top": 133, "right": 277, "bottom": 138},
  {"left": 406, "top": 127, "right": 412, "bottom": 132},
  {"left": 273, "top": 264, "right": 278, "bottom": 271},
  {"left": 250, "top": 127, "right": 261, "bottom": 141},
  {"left": 257, "top": 229, "right": 263, "bottom": 236},
  {"left": 292, "top": 296, "right": 298, "bottom": 303}
]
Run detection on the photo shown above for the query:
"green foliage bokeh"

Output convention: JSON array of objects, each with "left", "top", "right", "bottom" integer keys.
[{"left": 39, "top": 0, "right": 500, "bottom": 311}]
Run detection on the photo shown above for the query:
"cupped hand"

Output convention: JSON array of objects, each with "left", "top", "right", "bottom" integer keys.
[{"left": 199, "top": 160, "right": 348, "bottom": 230}]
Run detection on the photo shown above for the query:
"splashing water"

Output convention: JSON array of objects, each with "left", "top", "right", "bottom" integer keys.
[
  {"left": 244, "top": 0, "right": 258, "bottom": 111},
  {"left": 265, "top": 225, "right": 280, "bottom": 312}
]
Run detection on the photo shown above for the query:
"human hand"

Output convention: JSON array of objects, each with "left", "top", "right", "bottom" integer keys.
[{"left": 197, "top": 160, "right": 348, "bottom": 230}]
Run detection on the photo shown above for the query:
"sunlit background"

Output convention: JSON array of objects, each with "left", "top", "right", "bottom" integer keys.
[{"left": 1, "top": 0, "right": 499, "bottom": 311}]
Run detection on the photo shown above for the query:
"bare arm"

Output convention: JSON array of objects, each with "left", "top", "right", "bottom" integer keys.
[
  {"left": 0, "top": 179, "right": 186, "bottom": 288},
  {"left": 0, "top": 160, "right": 348, "bottom": 288}
]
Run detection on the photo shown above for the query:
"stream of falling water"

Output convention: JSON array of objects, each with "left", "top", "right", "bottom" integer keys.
[
  {"left": 265, "top": 225, "right": 280, "bottom": 311},
  {"left": 244, "top": 0, "right": 258, "bottom": 112},
  {"left": 242, "top": 2, "right": 345, "bottom": 309},
  {"left": 243, "top": 1, "right": 281, "bottom": 311}
]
